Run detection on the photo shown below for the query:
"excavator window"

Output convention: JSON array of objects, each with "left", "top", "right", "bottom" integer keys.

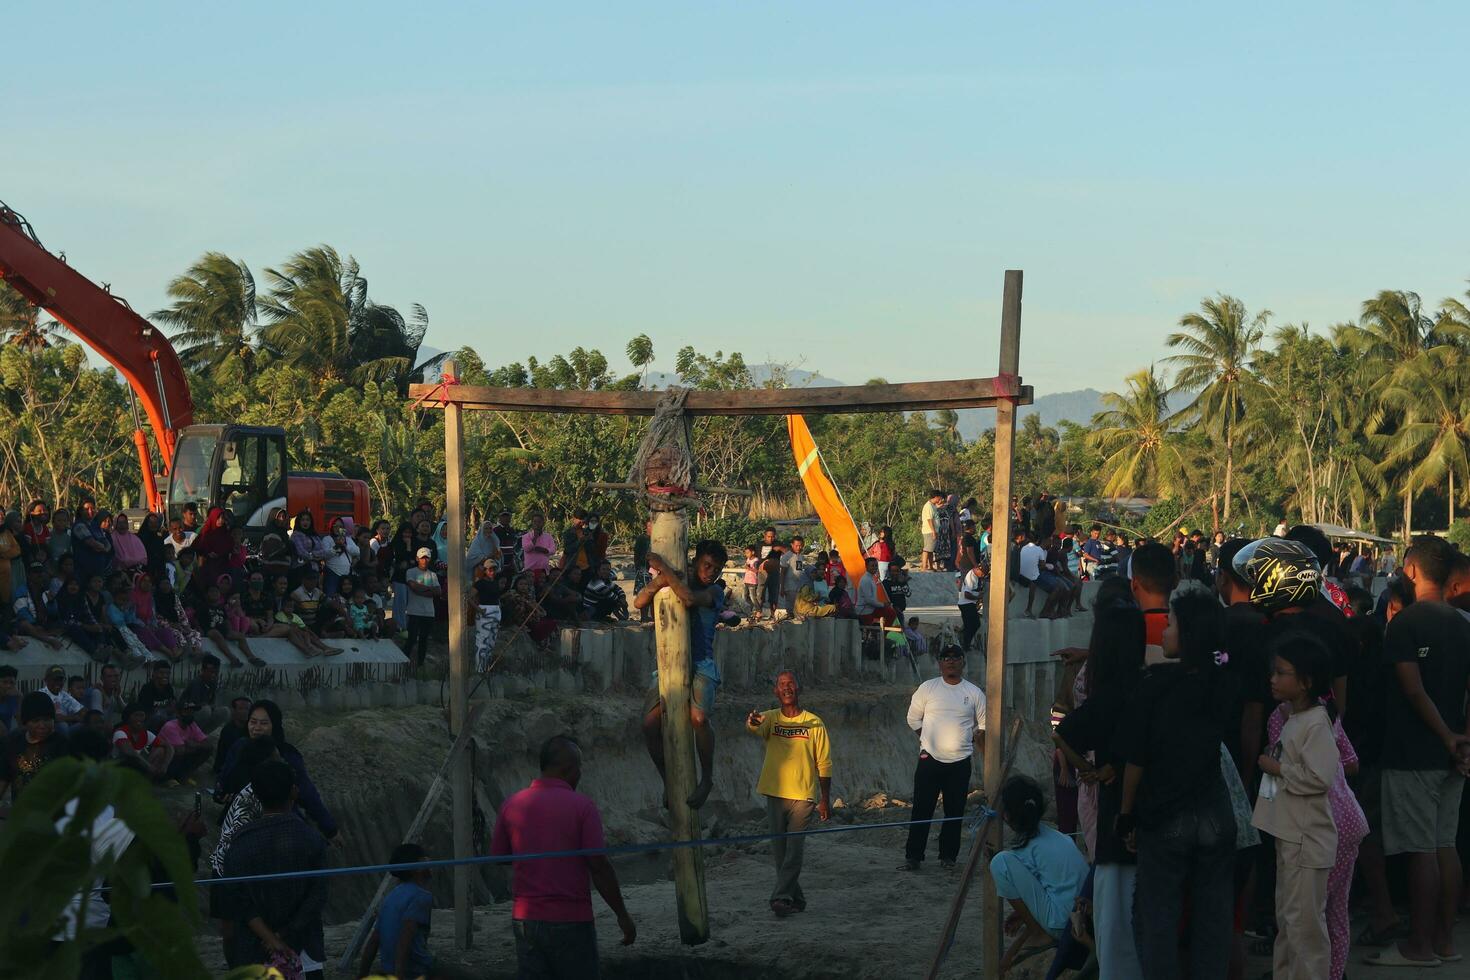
[
  {"left": 167, "top": 432, "right": 217, "bottom": 523},
  {"left": 219, "top": 429, "right": 288, "bottom": 528}
]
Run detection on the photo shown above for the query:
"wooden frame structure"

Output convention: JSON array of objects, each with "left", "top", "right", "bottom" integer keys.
[{"left": 410, "top": 270, "right": 1026, "bottom": 976}]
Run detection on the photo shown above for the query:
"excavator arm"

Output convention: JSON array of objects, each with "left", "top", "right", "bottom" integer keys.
[{"left": 0, "top": 200, "right": 193, "bottom": 511}]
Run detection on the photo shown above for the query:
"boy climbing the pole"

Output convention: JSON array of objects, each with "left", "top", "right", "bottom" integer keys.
[{"left": 635, "top": 539, "right": 729, "bottom": 809}]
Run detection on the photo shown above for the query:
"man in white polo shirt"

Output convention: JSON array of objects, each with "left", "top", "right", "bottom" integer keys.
[{"left": 899, "top": 644, "right": 986, "bottom": 871}]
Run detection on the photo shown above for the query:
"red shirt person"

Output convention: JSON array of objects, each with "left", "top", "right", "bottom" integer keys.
[{"left": 490, "top": 735, "right": 635, "bottom": 977}]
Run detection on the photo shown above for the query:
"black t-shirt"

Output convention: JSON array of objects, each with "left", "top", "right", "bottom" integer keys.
[
  {"left": 1120, "top": 665, "right": 1234, "bottom": 827},
  {"left": 1343, "top": 615, "right": 1390, "bottom": 768},
  {"left": 1056, "top": 685, "right": 1135, "bottom": 865},
  {"left": 197, "top": 604, "right": 228, "bottom": 633},
  {"left": 1381, "top": 601, "right": 1470, "bottom": 771},
  {"left": 882, "top": 575, "right": 910, "bottom": 612},
  {"left": 241, "top": 589, "right": 274, "bottom": 619},
  {"left": 473, "top": 579, "right": 501, "bottom": 606},
  {"left": 136, "top": 681, "right": 176, "bottom": 716},
  {"left": 1221, "top": 602, "right": 1271, "bottom": 770},
  {"left": 182, "top": 676, "right": 218, "bottom": 707},
  {"left": 5, "top": 728, "right": 69, "bottom": 795},
  {"left": 214, "top": 720, "right": 246, "bottom": 774}
]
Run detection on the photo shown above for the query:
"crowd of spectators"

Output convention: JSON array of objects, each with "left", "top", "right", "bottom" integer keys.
[{"left": 1039, "top": 528, "right": 1470, "bottom": 977}]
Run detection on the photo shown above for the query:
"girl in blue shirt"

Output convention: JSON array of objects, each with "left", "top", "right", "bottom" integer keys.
[{"left": 989, "top": 775, "right": 1090, "bottom": 975}]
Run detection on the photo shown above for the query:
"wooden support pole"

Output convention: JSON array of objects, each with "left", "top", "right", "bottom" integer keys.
[
  {"left": 337, "top": 702, "right": 486, "bottom": 972},
  {"left": 982, "top": 271, "right": 1022, "bottom": 980},
  {"left": 443, "top": 360, "right": 474, "bottom": 950},
  {"left": 651, "top": 507, "right": 710, "bottom": 945}
]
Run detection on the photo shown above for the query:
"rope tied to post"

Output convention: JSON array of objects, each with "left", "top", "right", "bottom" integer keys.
[
  {"left": 408, "top": 367, "right": 460, "bottom": 411},
  {"left": 626, "top": 387, "right": 698, "bottom": 512},
  {"left": 994, "top": 371, "right": 1022, "bottom": 402}
]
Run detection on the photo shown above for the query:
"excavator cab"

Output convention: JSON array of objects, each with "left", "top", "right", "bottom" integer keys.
[{"left": 167, "top": 424, "right": 288, "bottom": 529}]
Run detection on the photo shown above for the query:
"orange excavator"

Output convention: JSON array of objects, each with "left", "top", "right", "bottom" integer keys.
[{"left": 0, "top": 200, "right": 370, "bottom": 530}]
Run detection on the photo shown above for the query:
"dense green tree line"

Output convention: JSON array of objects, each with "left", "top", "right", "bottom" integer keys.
[{"left": 3, "top": 247, "right": 1469, "bottom": 551}]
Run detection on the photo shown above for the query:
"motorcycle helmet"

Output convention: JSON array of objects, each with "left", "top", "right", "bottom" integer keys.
[{"left": 1231, "top": 537, "right": 1321, "bottom": 613}]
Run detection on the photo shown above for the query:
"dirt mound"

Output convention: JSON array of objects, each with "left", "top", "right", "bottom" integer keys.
[{"left": 285, "top": 679, "right": 1054, "bottom": 926}]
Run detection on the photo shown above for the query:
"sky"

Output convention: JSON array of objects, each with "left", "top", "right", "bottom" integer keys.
[{"left": 7, "top": 3, "right": 1470, "bottom": 397}]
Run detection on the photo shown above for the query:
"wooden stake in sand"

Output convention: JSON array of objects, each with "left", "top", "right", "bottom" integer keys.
[
  {"left": 627, "top": 389, "right": 711, "bottom": 945},
  {"left": 982, "top": 271, "right": 1024, "bottom": 980}
]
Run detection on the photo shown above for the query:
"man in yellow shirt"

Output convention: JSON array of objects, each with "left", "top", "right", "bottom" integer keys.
[{"left": 746, "top": 669, "right": 833, "bottom": 917}]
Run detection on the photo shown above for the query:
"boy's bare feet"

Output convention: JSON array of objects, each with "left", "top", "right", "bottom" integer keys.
[{"left": 687, "top": 777, "right": 713, "bottom": 809}]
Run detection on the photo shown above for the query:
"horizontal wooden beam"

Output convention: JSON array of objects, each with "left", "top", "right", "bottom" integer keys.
[{"left": 409, "top": 377, "right": 1032, "bottom": 416}]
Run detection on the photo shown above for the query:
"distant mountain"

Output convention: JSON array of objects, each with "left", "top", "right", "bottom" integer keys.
[
  {"left": 953, "top": 388, "right": 1107, "bottom": 440},
  {"left": 1020, "top": 388, "right": 1108, "bottom": 430}
]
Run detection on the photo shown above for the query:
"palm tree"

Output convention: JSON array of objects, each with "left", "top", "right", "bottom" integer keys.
[
  {"left": 626, "top": 333, "right": 654, "bottom": 386},
  {"left": 1164, "top": 294, "right": 1267, "bottom": 523},
  {"left": 150, "top": 252, "right": 259, "bottom": 376},
  {"left": 1379, "top": 346, "right": 1470, "bottom": 525},
  {"left": 1088, "top": 367, "right": 1189, "bottom": 499},
  {"left": 258, "top": 247, "right": 430, "bottom": 391},
  {"left": 1341, "top": 290, "right": 1440, "bottom": 537}
]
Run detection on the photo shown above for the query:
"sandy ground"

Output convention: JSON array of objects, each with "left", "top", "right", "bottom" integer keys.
[
  {"left": 180, "top": 647, "right": 1467, "bottom": 979},
  {"left": 193, "top": 785, "right": 1470, "bottom": 980},
  {"left": 198, "top": 809, "right": 1031, "bottom": 980}
]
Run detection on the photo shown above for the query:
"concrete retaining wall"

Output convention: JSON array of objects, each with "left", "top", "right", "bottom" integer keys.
[
  {"left": 4, "top": 636, "right": 410, "bottom": 697},
  {"left": 7, "top": 617, "right": 1067, "bottom": 724}
]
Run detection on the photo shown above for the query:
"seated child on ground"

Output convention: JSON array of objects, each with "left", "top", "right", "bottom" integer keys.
[{"left": 989, "top": 775, "right": 1090, "bottom": 976}]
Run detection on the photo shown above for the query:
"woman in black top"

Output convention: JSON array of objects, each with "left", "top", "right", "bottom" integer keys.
[
  {"left": 137, "top": 512, "right": 169, "bottom": 582},
  {"left": 1117, "top": 582, "right": 1238, "bottom": 980},
  {"left": 1055, "top": 603, "right": 1146, "bottom": 978},
  {"left": 389, "top": 524, "right": 417, "bottom": 632}
]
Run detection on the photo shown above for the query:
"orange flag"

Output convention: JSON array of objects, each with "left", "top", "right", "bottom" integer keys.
[{"left": 787, "top": 414, "right": 886, "bottom": 601}]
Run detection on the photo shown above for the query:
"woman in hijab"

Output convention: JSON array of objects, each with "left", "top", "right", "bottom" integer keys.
[
  {"left": 129, "top": 572, "right": 181, "bottom": 660},
  {"left": 74, "top": 510, "right": 115, "bottom": 584},
  {"left": 193, "top": 507, "right": 236, "bottom": 591},
  {"left": 136, "top": 512, "right": 169, "bottom": 582},
  {"left": 257, "top": 533, "right": 292, "bottom": 583},
  {"left": 110, "top": 513, "right": 148, "bottom": 575},
  {"left": 0, "top": 512, "right": 22, "bottom": 606},
  {"left": 290, "top": 509, "right": 330, "bottom": 577},
  {"left": 466, "top": 521, "right": 502, "bottom": 572},
  {"left": 266, "top": 506, "right": 291, "bottom": 541}
]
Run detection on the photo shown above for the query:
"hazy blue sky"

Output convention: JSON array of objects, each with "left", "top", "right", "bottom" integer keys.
[{"left": 8, "top": 3, "right": 1469, "bottom": 396}]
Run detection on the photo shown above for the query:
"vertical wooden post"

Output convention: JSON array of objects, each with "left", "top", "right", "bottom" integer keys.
[
  {"left": 982, "top": 272, "right": 1022, "bottom": 979},
  {"left": 442, "top": 360, "right": 474, "bottom": 950},
  {"left": 651, "top": 505, "right": 710, "bottom": 945}
]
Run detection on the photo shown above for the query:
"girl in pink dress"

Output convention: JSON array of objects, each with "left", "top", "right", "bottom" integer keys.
[{"left": 1267, "top": 700, "right": 1367, "bottom": 980}]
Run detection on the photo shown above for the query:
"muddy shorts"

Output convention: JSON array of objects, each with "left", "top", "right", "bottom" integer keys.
[
  {"left": 645, "top": 661, "right": 719, "bottom": 717},
  {"left": 922, "top": 533, "right": 936, "bottom": 553}
]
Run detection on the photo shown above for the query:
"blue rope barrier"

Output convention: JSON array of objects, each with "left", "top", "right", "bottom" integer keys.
[{"left": 172, "top": 807, "right": 1001, "bottom": 891}]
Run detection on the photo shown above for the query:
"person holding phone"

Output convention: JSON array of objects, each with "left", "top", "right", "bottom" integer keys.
[{"left": 746, "top": 669, "right": 833, "bottom": 918}]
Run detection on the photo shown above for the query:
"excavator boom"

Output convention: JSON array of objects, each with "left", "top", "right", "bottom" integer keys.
[{"left": 0, "top": 200, "right": 193, "bottom": 510}]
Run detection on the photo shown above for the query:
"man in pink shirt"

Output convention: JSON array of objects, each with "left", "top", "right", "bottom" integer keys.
[
  {"left": 490, "top": 735, "right": 635, "bottom": 977},
  {"left": 519, "top": 512, "right": 558, "bottom": 584},
  {"left": 155, "top": 699, "right": 213, "bottom": 784}
]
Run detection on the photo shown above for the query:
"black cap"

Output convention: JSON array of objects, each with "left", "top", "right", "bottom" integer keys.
[{"left": 938, "top": 644, "right": 965, "bottom": 660}]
